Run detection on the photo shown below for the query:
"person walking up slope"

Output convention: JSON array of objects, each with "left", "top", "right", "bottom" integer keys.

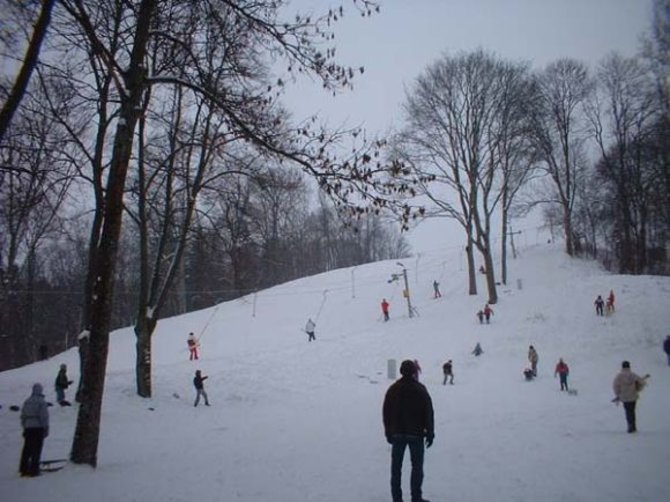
[
  {"left": 554, "top": 358, "right": 570, "bottom": 391},
  {"left": 193, "top": 370, "right": 210, "bottom": 407},
  {"left": 19, "top": 383, "right": 49, "bottom": 477},
  {"left": 612, "top": 361, "right": 649, "bottom": 433},
  {"left": 305, "top": 318, "right": 316, "bottom": 342},
  {"left": 528, "top": 346, "right": 539, "bottom": 376},
  {"left": 383, "top": 360, "right": 434, "bottom": 502},
  {"left": 594, "top": 295, "right": 605, "bottom": 316}
]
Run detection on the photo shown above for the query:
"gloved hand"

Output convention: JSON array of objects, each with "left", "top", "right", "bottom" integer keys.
[{"left": 425, "top": 434, "right": 434, "bottom": 448}]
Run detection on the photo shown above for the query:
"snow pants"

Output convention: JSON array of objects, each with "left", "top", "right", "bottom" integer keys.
[
  {"left": 559, "top": 374, "right": 568, "bottom": 391},
  {"left": 19, "top": 428, "right": 45, "bottom": 476},
  {"left": 623, "top": 401, "right": 637, "bottom": 432},
  {"left": 194, "top": 389, "right": 209, "bottom": 406}
]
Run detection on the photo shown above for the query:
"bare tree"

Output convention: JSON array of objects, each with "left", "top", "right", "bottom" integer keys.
[{"left": 529, "top": 59, "right": 593, "bottom": 257}]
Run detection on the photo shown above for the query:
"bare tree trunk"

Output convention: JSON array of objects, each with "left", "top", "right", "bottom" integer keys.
[{"left": 0, "top": 0, "right": 56, "bottom": 144}]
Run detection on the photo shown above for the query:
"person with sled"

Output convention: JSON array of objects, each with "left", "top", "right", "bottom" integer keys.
[
  {"left": 663, "top": 335, "right": 670, "bottom": 366},
  {"left": 476, "top": 310, "right": 484, "bottom": 324},
  {"left": 594, "top": 295, "right": 605, "bottom": 316},
  {"left": 612, "top": 360, "right": 649, "bottom": 433},
  {"left": 19, "top": 383, "right": 49, "bottom": 477},
  {"left": 187, "top": 332, "right": 199, "bottom": 360},
  {"left": 432, "top": 280, "right": 441, "bottom": 299},
  {"left": 523, "top": 368, "right": 534, "bottom": 381},
  {"left": 54, "top": 364, "right": 73, "bottom": 405},
  {"left": 528, "top": 345, "right": 539, "bottom": 376},
  {"left": 472, "top": 342, "right": 483, "bottom": 356},
  {"left": 442, "top": 360, "right": 454, "bottom": 385},
  {"left": 193, "top": 370, "right": 210, "bottom": 407},
  {"left": 381, "top": 298, "right": 390, "bottom": 322},
  {"left": 383, "top": 360, "right": 434, "bottom": 502},
  {"left": 606, "top": 290, "right": 615, "bottom": 314},
  {"left": 305, "top": 318, "right": 316, "bottom": 342},
  {"left": 554, "top": 358, "right": 570, "bottom": 391},
  {"left": 483, "top": 304, "right": 494, "bottom": 324}
]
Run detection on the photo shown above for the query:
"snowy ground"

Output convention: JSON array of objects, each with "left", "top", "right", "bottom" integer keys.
[{"left": 1, "top": 242, "right": 669, "bottom": 502}]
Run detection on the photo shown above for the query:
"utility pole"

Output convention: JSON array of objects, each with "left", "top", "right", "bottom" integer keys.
[
  {"left": 397, "top": 262, "right": 414, "bottom": 318},
  {"left": 509, "top": 226, "right": 522, "bottom": 259}
]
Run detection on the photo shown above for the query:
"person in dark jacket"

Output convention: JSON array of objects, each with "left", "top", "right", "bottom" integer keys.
[
  {"left": 383, "top": 360, "right": 434, "bottom": 502},
  {"left": 19, "top": 383, "right": 49, "bottom": 477},
  {"left": 663, "top": 335, "right": 670, "bottom": 366},
  {"left": 54, "top": 364, "right": 73, "bottom": 405},
  {"left": 193, "top": 370, "right": 210, "bottom": 407},
  {"left": 442, "top": 360, "right": 453, "bottom": 385}
]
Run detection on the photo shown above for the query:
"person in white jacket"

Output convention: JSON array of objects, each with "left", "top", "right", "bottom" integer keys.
[
  {"left": 19, "top": 383, "right": 49, "bottom": 476},
  {"left": 305, "top": 318, "right": 316, "bottom": 342},
  {"left": 612, "top": 361, "right": 649, "bottom": 433}
]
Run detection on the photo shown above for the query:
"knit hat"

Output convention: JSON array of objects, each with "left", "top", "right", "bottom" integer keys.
[
  {"left": 400, "top": 360, "right": 416, "bottom": 377},
  {"left": 622, "top": 360, "right": 630, "bottom": 369}
]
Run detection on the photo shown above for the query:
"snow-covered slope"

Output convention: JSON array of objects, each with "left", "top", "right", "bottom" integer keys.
[{"left": 2, "top": 242, "right": 669, "bottom": 502}]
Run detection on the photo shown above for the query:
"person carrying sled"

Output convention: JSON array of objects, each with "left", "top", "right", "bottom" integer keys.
[
  {"left": 554, "top": 358, "right": 570, "bottom": 391},
  {"left": 483, "top": 304, "right": 494, "bottom": 324},
  {"left": 612, "top": 360, "right": 649, "bottom": 433},
  {"left": 54, "top": 364, "right": 73, "bottom": 406},
  {"left": 528, "top": 346, "right": 539, "bottom": 376},
  {"left": 472, "top": 342, "right": 483, "bottom": 356},
  {"left": 594, "top": 295, "right": 605, "bottom": 316},
  {"left": 663, "top": 335, "right": 670, "bottom": 366},
  {"left": 19, "top": 383, "right": 49, "bottom": 477},
  {"left": 187, "top": 332, "right": 199, "bottom": 360},
  {"left": 305, "top": 318, "right": 316, "bottom": 342},
  {"left": 383, "top": 360, "right": 434, "bottom": 502},
  {"left": 606, "top": 290, "right": 615, "bottom": 314},
  {"left": 433, "top": 280, "right": 441, "bottom": 299},
  {"left": 193, "top": 370, "right": 210, "bottom": 407},
  {"left": 442, "top": 360, "right": 454, "bottom": 385},
  {"left": 381, "top": 298, "right": 390, "bottom": 322}
]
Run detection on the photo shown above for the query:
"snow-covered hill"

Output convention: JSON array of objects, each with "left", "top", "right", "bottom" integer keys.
[{"left": 2, "top": 242, "right": 669, "bottom": 502}]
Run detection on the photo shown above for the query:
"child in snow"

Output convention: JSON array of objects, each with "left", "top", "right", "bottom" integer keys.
[
  {"left": 193, "top": 370, "right": 210, "bottom": 407},
  {"left": 523, "top": 368, "right": 534, "bottom": 381},
  {"left": 381, "top": 298, "right": 390, "bottom": 322},
  {"left": 442, "top": 360, "right": 454, "bottom": 385},
  {"left": 472, "top": 342, "right": 483, "bottom": 356},
  {"left": 54, "top": 364, "right": 73, "bottom": 406},
  {"left": 554, "top": 358, "right": 570, "bottom": 391},
  {"left": 187, "top": 332, "right": 199, "bottom": 360},
  {"left": 476, "top": 310, "right": 484, "bottom": 324},
  {"left": 483, "top": 304, "right": 494, "bottom": 324},
  {"left": 305, "top": 318, "right": 316, "bottom": 342},
  {"left": 433, "top": 280, "right": 442, "bottom": 298},
  {"left": 594, "top": 295, "right": 605, "bottom": 316}
]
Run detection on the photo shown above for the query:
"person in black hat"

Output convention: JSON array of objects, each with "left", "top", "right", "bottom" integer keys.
[
  {"left": 612, "top": 361, "right": 649, "bottom": 433},
  {"left": 383, "top": 360, "right": 434, "bottom": 502}
]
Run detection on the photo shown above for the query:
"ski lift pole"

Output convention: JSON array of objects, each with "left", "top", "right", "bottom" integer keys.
[
  {"left": 198, "top": 303, "right": 221, "bottom": 341},
  {"left": 397, "top": 262, "right": 414, "bottom": 319},
  {"left": 315, "top": 289, "right": 328, "bottom": 322}
]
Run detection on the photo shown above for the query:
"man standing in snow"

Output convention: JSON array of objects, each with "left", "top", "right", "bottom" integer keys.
[
  {"left": 383, "top": 360, "right": 434, "bottom": 502},
  {"left": 193, "top": 370, "right": 210, "bottom": 407},
  {"left": 19, "top": 383, "right": 49, "bottom": 477},
  {"left": 305, "top": 318, "right": 316, "bottom": 342},
  {"left": 442, "top": 360, "right": 453, "bottom": 385},
  {"left": 54, "top": 363, "right": 73, "bottom": 405},
  {"left": 612, "top": 361, "right": 649, "bottom": 433},
  {"left": 381, "top": 298, "right": 390, "bottom": 322},
  {"left": 594, "top": 295, "right": 605, "bottom": 316},
  {"left": 554, "top": 358, "right": 569, "bottom": 391}
]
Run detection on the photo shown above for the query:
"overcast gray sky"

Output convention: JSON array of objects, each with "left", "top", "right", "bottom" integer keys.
[{"left": 282, "top": 0, "right": 654, "bottom": 253}]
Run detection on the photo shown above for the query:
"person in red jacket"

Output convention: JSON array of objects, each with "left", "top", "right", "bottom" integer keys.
[
  {"left": 381, "top": 298, "right": 390, "bottom": 322},
  {"left": 554, "top": 358, "right": 570, "bottom": 391},
  {"left": 483, "top": 304, "right": 494, "bottom": 324},
  {"left": 606, "top": 290, "right": 615, "bottom": 314}
]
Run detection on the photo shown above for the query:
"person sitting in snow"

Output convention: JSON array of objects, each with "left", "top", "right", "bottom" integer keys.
[
  {"left": 523, "top": 368, "right": 535, "bottom": 381},
  {"left": 305, "top": 318, "right": 316, "bottom": 342},
  {"left": 193, "top": 370, "right": 210, "bottom": 407},
  {"left": 472, "top": 342, "right": 483, "bottom": 356}
]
